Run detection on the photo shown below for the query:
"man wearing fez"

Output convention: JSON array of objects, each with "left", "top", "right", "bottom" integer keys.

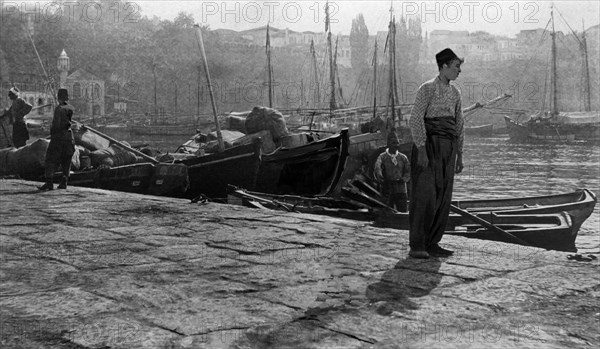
[
  {"left": 7, "top": 87, "right": 33, "bottom": 148},
  {"left": 374, "top": 131, "right": 410, "bottom": 212},
  {"left": 39, "top": 88, "right": 75, "bottom": 191},
  {"left": 408, "top": 48, "right": 465, "bottom": 259}
]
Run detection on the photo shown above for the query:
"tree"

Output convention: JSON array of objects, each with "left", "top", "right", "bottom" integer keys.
[{"left": 350, "top": 14, "right": 369, "bottom": 73}]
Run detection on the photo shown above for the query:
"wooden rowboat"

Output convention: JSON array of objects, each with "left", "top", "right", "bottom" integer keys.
[
  {"left": 374, "top": 189, "right": 596, "bottom": 252},
  {"left": 452, "top": 189, "right": 597, "bottom": 235},
  {"left": 228, "top": 184, "right": 583, "bottom": 252},
  {"left": 227, "top": 185, "right": 373, "bottom": 221},
  {"left": 445, "top": 212, "right": 574, "bottom": 251}
]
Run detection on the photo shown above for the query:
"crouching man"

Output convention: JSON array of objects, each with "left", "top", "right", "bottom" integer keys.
[{"left": 374, "top": 131, "right": 410, "bottom": 212}]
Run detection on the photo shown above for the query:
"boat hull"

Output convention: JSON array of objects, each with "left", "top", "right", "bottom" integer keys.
[
  {"left": 452, "top": 189, "right": 597, "bottom": 236},
  {"left": 504, "top": 116, "right": 585, "bottom": 142},
  {"left": 465, "top": 124, "right": 494, "bottom": 137},
  {"left": 227, "top": 186, "right": 373, "bottom": 221},
  {"left": 374, "top": 189, "right": 596, "bottom": 252},
  {"left": 445, "top": 212, "right": 575, "bottom": 251},
  {"left": 177, "top": 139, "right": 262, "bottom": 200},
  {"left": 255, "top": 129, "right": 350, "bottom": 196},
  {"left": 59, "top": 162, "right": 189, "bottom": 197}
]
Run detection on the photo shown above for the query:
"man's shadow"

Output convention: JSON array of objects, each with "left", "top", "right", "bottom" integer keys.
[{"left": 366, "top": 256, "right": 443, "bottom": 314}]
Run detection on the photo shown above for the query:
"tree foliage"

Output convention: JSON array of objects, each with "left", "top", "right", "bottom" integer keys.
[{"left": 349, "top": 14, "right": 369, "bottom": 73}]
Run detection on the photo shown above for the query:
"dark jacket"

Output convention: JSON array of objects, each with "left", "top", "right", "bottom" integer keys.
[
  {"left": 51, "top": 102, "right": 74, "bottom": 142},
  {"left": 374, "top": 150, "right": 411, "bottom": 194},
  {"left": 9, "top": 97, "right": 33, "bottom": 124}
]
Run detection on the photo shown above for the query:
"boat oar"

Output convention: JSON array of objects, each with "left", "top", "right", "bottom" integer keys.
[
  {"left": 449, "top": 204, "right": 531, "bottom": 246},
  {"left": 74, "top": 121, "right": 159, "bottom": 164}
]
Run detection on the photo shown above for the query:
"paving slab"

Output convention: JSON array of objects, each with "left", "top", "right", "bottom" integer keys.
[{"left": 1, "top": 179, "right": 599, "bottom": 348}]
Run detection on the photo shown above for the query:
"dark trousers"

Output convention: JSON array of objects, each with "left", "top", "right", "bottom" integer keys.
[
  {"left": 387, "top": 192, "right": 408, "bottom": 212},
  {"left": 44, "top": 140, "right": 75, "bottom": 182},
  {"left": 408, "top": 136, "right": 457, "bottom": 250},
  {"left": 12, "top": 121, "right": 29, "bottom": 148}
]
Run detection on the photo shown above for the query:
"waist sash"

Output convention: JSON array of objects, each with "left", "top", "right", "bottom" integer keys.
[{"left": 425, "top": 117, "right": 457, "bottom": 140}]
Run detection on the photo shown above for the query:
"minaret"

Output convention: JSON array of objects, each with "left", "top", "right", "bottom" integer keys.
[{"left": 57, "top": 49, "right": 70, "bottom": 88}]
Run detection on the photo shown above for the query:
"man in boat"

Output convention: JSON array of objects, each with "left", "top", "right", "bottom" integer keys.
[
  {"left": 7, "top": 87, "right": 33, "bottom": 148},
  {"left": 374, "top": 131, "right": 410, "bottom": 212},
  {"left": 408, "top": 48, "right": 465, "bottom": 259},
  {"left": 39, "top": 88, "right": 75, "bottom": 191},
  {"left": 0, "top": 107, "right": 13, "bottom": 148}
]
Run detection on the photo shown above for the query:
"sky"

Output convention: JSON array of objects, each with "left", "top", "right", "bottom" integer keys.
[{"left": 136, "top": 0, "right": 600, "bottom": 37}]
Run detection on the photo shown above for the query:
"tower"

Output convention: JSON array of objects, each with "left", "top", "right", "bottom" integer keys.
[{"left": 57, "top": 49, "right": 69, "bottom": 88}]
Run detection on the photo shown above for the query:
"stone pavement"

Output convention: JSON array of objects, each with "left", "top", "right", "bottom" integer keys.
[{"left": 1, "top": 179, "right": 599, "bottom": 349}]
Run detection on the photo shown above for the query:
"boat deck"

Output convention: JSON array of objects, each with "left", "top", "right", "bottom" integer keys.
[{"left": 1, "top": 179, "right": 598, "bottom": 348}]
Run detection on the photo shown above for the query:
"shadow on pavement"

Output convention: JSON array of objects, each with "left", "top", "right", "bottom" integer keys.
[{"left": 365, "top": 257, "right": 443, "bottom": 314}]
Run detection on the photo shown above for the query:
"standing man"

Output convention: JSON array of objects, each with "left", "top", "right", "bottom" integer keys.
[
  {"left": 408, "top": 48, "right": 465, "bottom": 259},
  {"left": 8, "top": 87, "right": 33, "bottom": 148},
  {"left": 374, "top": 131, "right": 410, "bottom": 212},
  {"left": 39, "top": 88, "right": 75, "bottom": 191}
]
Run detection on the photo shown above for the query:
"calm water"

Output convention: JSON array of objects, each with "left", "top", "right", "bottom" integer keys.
[
  {"left": 93, "top": 127, "right": 189, "bottom": 153},
  {"left": 455, "top": 136, "right": 600, "bottom": 254}
]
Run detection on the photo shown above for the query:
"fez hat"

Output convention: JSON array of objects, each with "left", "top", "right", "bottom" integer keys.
[
  {"left": 387, "top": 131, "right": 400, "bottom": 146},
  {"left": 58, "top": 88, "right": 69, "bottom": 100},
  {"left": 436, "top": 48, "right": 464, "bottom": 67},
  {"left": 8, "top": 87, "right": 19, "bottom": 97}
]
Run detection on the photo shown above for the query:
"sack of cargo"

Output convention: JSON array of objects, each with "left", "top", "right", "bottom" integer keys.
[
  {"left": 280, "top": 133, "right": 310, "bottom": 148},
  {"left": 244, "top": 106, "right": 288, "bottom": 142},
  {"left": 70, "top": 146, "right": 81, "bottom": 171},
  {"left": 233, "top": 130, "right": 276, "bottom": 154},
  {"left": 156, "top": 153, "right": 198, "bottom": 162},
  {"left": 220, "top": 114, "right": 247, "bottom": 133},
  {"left": 90, "top": 144, "right": 137, "bottom": 168},
  {"left": 204, "top": 139, "right": 235, "bottom": 153},
  {"left": 1, "top": 138, "right": 48, "bottom": 178},
  {"left": 74, "top": 128, "right": 110, "bottom": 151},
  {"left": 207, "top": 130, "right": 245, "bottom": 144}
]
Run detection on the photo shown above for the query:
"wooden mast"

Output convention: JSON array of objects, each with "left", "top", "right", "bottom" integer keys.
[
  {"left": 310, "top": 39, "right": 320, "bottom": 107},
  {"left": 372, "top": 40, "right": 378, "bottom": 119},
  {"left": 550, "top": 5, "right": 558, "bottom": 115},
  {"left": 266, "top": 24, "right": 273, "bottom": 108},
  {"left": 326, "top": 1, "right": 337, "bottom": 110},
  {"left": 388, "top": 10, "right": 396, "bottom": 124},
  {"left": 581, "top": 20, "right": 591, "bottom": 111},
  {"left": 194, "top": 24, "right": 224, "bottom": 152}
]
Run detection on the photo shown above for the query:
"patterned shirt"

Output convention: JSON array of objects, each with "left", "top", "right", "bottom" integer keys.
[{"left": 409, "top": 77, "right": 464, "bottom": 153}]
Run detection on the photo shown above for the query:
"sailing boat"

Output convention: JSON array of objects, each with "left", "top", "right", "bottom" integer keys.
[{"left": 504, "top": 5, "right": 600, "bottom": 143}]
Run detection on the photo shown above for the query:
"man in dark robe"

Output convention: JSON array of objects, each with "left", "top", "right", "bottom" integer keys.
[
  {"left": 39, "top": 89, "right": 75, "bottom": 191},
  {"left": 408, "top": 48, "right": 465, "bottom": 259},
  {"left": 7, "top": 87, "right": 33, "bottom": 148}
]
